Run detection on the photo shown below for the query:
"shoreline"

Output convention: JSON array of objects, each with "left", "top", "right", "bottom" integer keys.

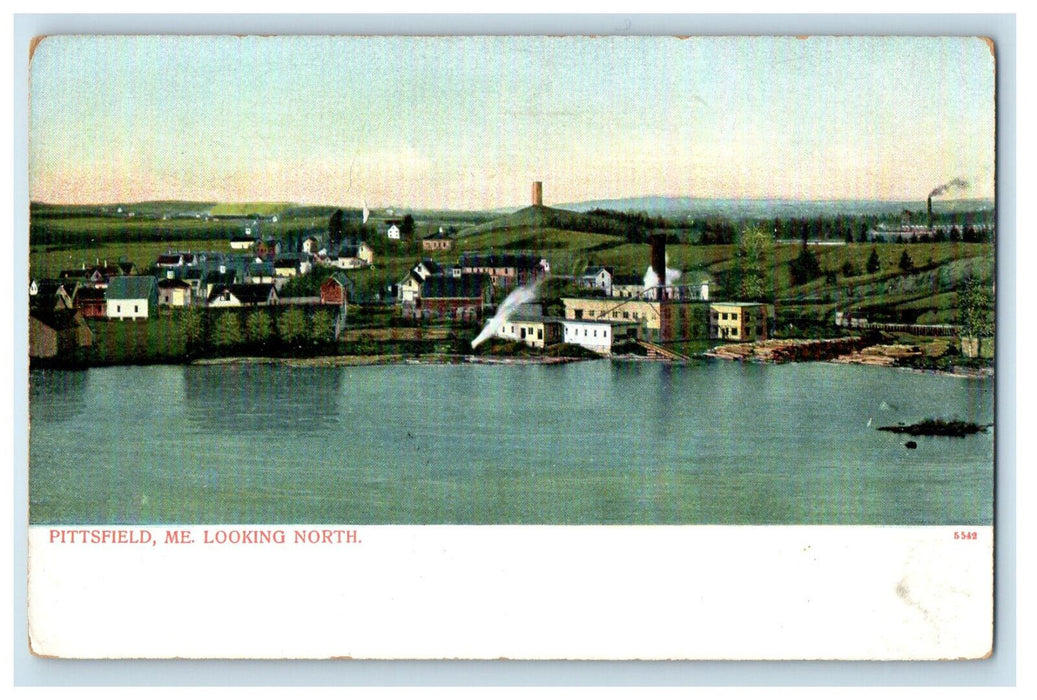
[
  {"left": 190, "top": 353, "right": 589, "bottom": 368},
  {"left": 36, "top": 340, "right": 993, "bottom": 377}
]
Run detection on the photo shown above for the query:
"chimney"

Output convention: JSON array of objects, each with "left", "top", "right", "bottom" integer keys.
[
  {"left": 927, "top": 196, "right": 933, "bottom": 229},
  {"left": 650, "top": 233, "right": 667, "bottom": 300},
  {"left": 532, "top": 181, "right": 543, "bottom": 207}
]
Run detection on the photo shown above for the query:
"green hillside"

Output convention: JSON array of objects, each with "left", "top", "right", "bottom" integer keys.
[{"left": 209, "top": 202, "right": 295, "bottom": 217}]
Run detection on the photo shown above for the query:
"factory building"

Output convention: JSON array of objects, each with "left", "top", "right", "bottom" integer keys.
[{"left": 709, "top": 302, "right": 771, "bottom": 341}]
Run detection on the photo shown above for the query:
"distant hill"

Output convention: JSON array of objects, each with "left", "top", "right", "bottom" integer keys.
[
  {"left": 208, "top": 202, "right": 295, "bottom": 217},
  {"left": 458, "top": 204, "right": 644, "bottom": 238},
  {"left": 555, "top": 196, "right": 995, "bottom": 219}
]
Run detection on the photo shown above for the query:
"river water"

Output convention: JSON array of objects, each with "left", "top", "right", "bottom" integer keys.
[{"left": 28, "top": 360, "right": 994, "bottom": 525}]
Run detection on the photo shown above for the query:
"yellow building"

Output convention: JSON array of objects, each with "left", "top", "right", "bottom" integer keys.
[
  {"left": 709, "top": 302, "right": 771, "bottom": 341},
  {"left": 561, "top": 297, "right": 710, "bottom": 343}
]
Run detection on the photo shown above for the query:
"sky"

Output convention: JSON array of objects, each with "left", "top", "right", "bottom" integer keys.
[{"left": 29, "top": 35, "right": 996, "bottom": 210}]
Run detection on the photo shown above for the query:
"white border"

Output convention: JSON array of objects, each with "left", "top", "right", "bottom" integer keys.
[{"left": 9, "top": 11, "right": 1019, "bottom": 688}]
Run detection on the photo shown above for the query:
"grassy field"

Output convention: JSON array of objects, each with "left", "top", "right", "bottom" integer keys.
[
  {"left": 209, "top": 202, "right": 294, "bottom": 217},
  {"left": 30, "top": 239, "right": 232, "bottom": 278}
]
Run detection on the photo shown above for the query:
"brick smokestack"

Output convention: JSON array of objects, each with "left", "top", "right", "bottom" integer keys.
[
  {"left": 927, "top": 196, "right": 933, "bottom": 229},
  {"left": 532, "top": 181, "right": 543, "bottom": 206},
  {"left": 650, "top": 233, "right": 667, "bottom": 299}
]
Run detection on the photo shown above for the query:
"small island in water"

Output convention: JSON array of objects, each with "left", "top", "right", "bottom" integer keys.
[{"left": 877, "top": 418, "right": 991, "bottom": 437}]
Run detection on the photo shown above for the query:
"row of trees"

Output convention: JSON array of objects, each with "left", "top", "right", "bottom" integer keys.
[{"left": 176, "top": 306, "right": 338, "bottom": 354}]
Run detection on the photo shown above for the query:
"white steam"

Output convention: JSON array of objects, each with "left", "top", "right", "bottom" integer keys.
[
  {"left": 643, "top": 264, "right": 682, "bottom": 291},
  {"left": 471, "top": 279, "right": 545, "bottom": 349}
]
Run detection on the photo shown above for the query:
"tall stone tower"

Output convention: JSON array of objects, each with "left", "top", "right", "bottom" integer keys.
[{"left": 532, "top": 181, "right": 543, "bottom": 206}]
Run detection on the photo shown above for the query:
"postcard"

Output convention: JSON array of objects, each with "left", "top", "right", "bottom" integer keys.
[{"left": 25, "top": 34, "right": 996, "bottom": 660}]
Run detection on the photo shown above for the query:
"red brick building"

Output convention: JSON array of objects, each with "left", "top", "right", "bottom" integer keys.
[
  {"left": 405, "top": 274, "right": 490, "bottom": 321},
  {"left": 320, "top": 271, "right": 353, "bottom": 306}
]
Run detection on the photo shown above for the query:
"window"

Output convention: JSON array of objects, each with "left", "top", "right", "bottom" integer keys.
[
  {"left": 537, "top": 328, "right": 543, "bottom": 340},
  {"left": 134, "top": 305, "right": 139, "bottom": 314},
  {"left": 116, "top": 305, "right": 121, "bottom": 313},
  {"left": 593, "top": 330, "right": 597, "bottom": 338},
  {"left": 733, "top": 313, "right": 739, "bottom": 321},
  {"left": 623, "top": 311, "right": 629, "bottom": 319}
]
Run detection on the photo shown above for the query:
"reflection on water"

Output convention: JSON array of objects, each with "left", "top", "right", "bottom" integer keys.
[
  {"left": 182, "top": 365, "right": 344, "bottom": 436},
  {"left": 29, "top": 361, "right": 994, "bottom": 526}
]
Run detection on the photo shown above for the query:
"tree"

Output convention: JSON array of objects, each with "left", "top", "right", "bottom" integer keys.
[
  {"left": 898, "top": 250, "right": 914, "bottom": 272},
  {"left": 841, "top": 260, "right": 859, "bottom": 278},
  {"left": 177, "top": 307, "right": 205, "bottom": 348},
  {"left": 957, "top": 276, "right": 993, "bottom": 337},
  {"left": 245, "top": 310, "right": 273, "bottom": 345},
  {"left": 328, "top": 209, "right": 345, "bottom": 248},
  {"left": 735, "top": 224, "right": 773, "bottom": 301},
  {"left": 401, "top": 214, "right": 415, "bottom": 239},
  {"left": 211, "top": 312, "right": 243, "bottom": 348},
  {"left": 309, "top": 308, "right": 336, "bottom": 344},
  {"left": 788, "top": 245, "right": 822, "bottom": 286},
  {"left": 866, "top": 247, "right": 881, "bottom": 274},
  {"left": 277, "top": 307, "right": 308, "bottom": 346}
]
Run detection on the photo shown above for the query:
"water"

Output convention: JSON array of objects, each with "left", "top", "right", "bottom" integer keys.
[{"left": 28, "top": 361, "right": 994, "bottom": 525}]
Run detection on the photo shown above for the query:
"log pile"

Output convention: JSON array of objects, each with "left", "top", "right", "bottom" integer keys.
[{"left": 708, "top": 337, "right": 870, "bottom": 363}]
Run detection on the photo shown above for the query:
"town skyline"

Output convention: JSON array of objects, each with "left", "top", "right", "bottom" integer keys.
[{"left": 30, "top": 35, "right": 996, "bottom": 210}]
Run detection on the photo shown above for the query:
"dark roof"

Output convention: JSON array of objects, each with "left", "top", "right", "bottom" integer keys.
[
  {"left": 207, "top": 283, "right": 276, "bottom": 305},
  {"left": 230, "top": 235, "right": 257, "bottom": 243},
  {"left": 32, "top": 280, "right": 68, "bottom": 297},
  {"left": 157, "top": 278, "right": 191, "bottom": 289},
  {"left": 459, "top": 253, "right": 545, "bottom": 270},
  {"left": 106, "top": 276, "right": 157, "bottom": 300},
  {"left": 73, "top": 287, "right": 106, "bottom": 302},
  {"left": 156, "top": 253, "right": 195, "bottom": 265},
  {"left": 417, "top": 259, "right": 443, "bottom": 274},
  {"left": 612, "top": 274, "right": 644, "bottom": 286},
  {"left": 204, "top": 270, "right": 238, "bottom": 284},
  {"left": 421, "top": 274, "right": 488, "bottom": 299},
  {"left": 30, "top": 307, "right": 87, "bottom": 332},
  {"left": 323, "top": 271, "right": 354, "bottom": 289},
  {"left": 422, "top": 230, "right": 451, "bottom": 240}
]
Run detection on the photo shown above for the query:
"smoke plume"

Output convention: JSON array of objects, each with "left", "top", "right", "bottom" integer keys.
[
  {"left": 643, "top": 263, "right": 681, "bottom": 291},
  {"left": 929, "top": 178, "right": 970, "bottom": 198},
  {"left": 471, "top": 279, "right": 545, "bottom": 349}
]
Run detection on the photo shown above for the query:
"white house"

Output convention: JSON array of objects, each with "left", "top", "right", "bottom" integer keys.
[
  {"left": 578, "top": 266, "right": 613, "bottom": 296},
  {"left": 334, "top": 242, "right": 374, "bottom": 269},
  {"left": 206, "top": 283, "right": 279, "bottom": 308},
  {"left": 386, "top": 223, "right": 401, "bottom": 240},
  {"left": 105, "top": 276, "right": 158, "bottom": 320},
  {"left": 301, "top": 236, "right": 321, "bottom": 254},
  {"left": 398, "top": 271, "right": 424, "bottom": 304},
  {"left": 561, "top": 319, "right": 640, "bottom": 356}
]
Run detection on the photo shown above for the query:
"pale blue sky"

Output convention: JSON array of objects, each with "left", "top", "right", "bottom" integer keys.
[{"left": 29, "top": 35, "right": 995, "bottom": 209}]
